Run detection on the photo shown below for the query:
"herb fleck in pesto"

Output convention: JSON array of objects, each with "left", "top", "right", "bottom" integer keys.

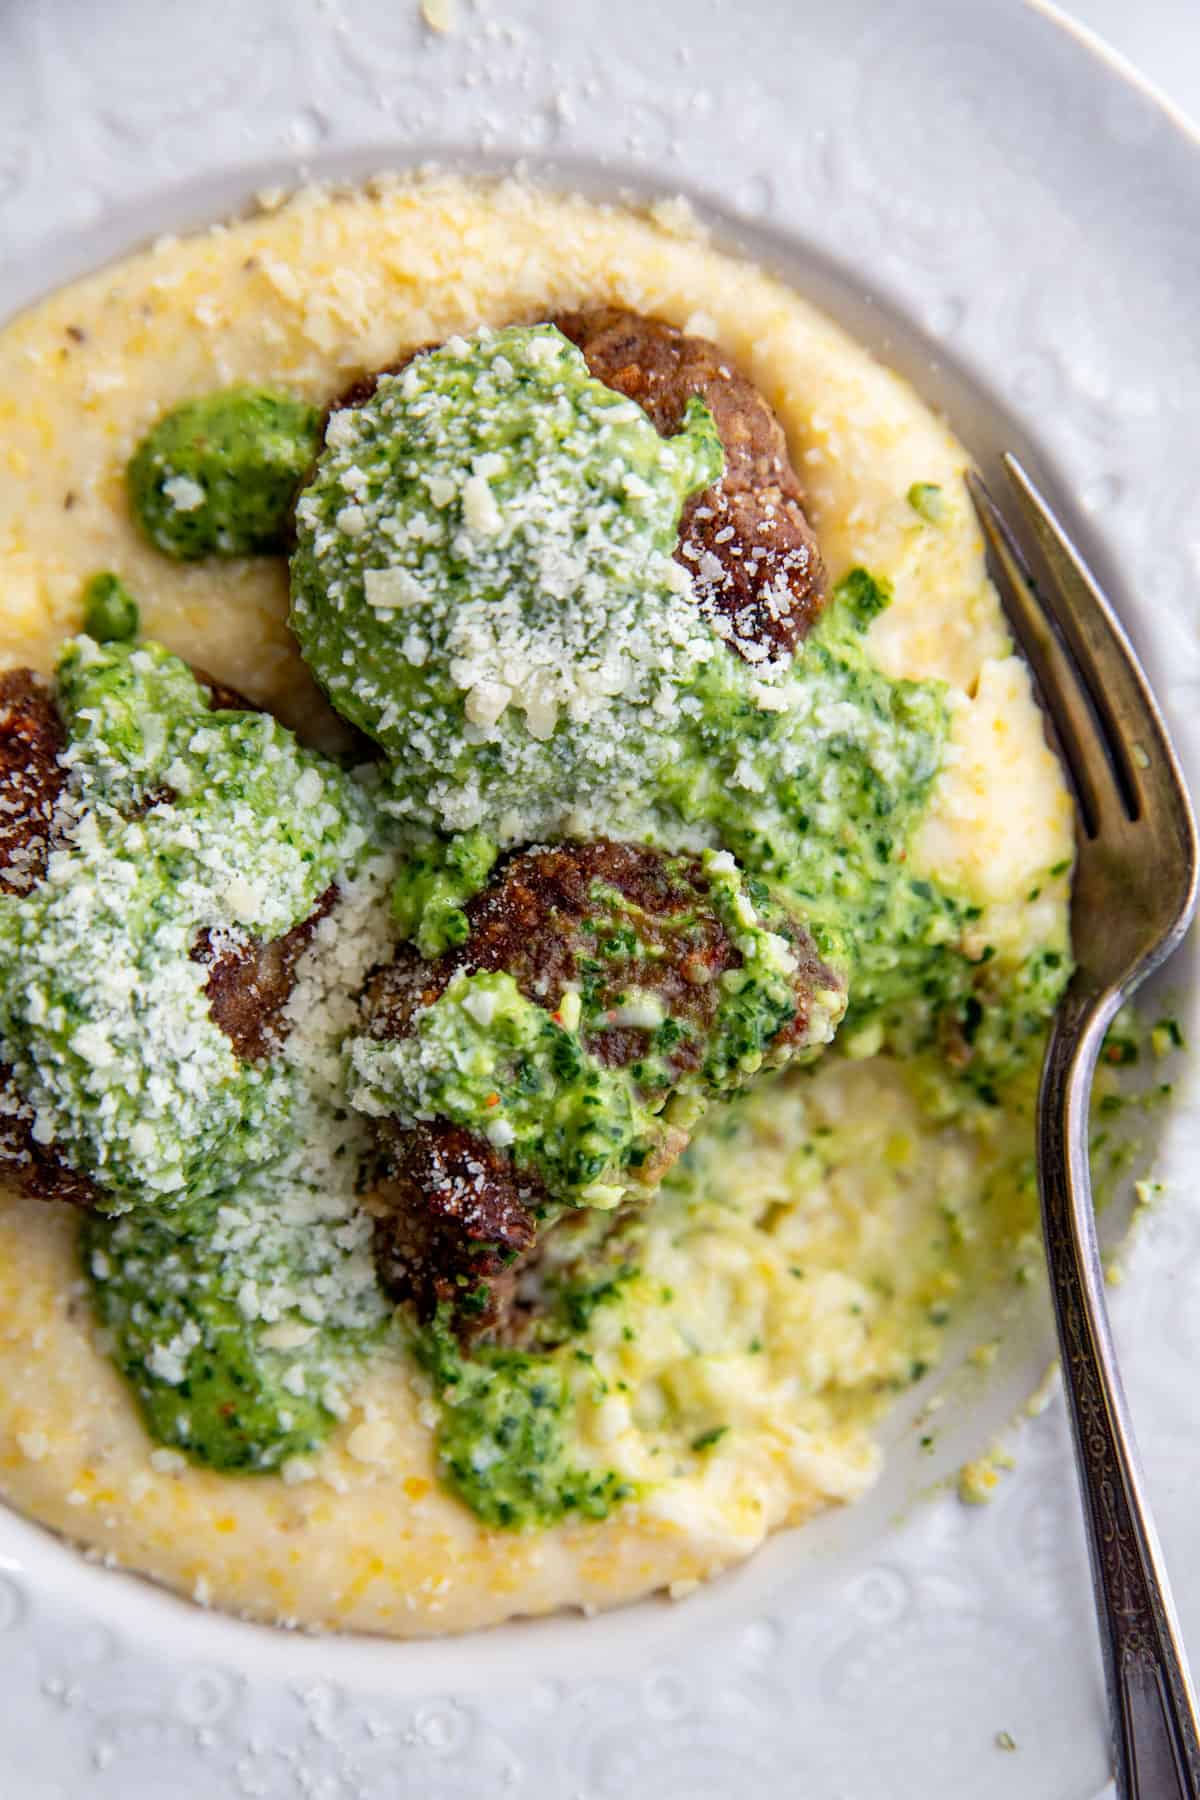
[
  {"left": 831, "top": 564, "right": 893, "bottom": 628},
  {"left": 1152, "top": 1017, "right": 1185, "bottom": 1057},
  {"left": 550, "top": 1262, "right": 639, "bottom": 1335}
]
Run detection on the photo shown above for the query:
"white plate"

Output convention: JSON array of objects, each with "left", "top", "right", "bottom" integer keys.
[{"left": 2, "top": 1, "right": 1199, "bottom": 1794}]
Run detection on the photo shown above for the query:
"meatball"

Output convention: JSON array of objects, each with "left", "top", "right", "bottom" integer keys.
[
  {"left": 366, "top": 1120, "right": 540, "bottom": 1337},
  {"left": 326, "top": 307, "right": 824, "bottom": 668},
  {"left": 364, "top": 839, "right": 833, "bottom": 1068},
  {"left": 0, "top": 1074, "right": 100, "bottom": 1208},
  {"left": 361, "top": 840, "right": 844, "bottom": 1336},
  {"left": 191, "top": 884, "right": 337, "bottom": 1062},
  {"left": 0, "top": 672, "right": 98, "bottom": 1204},
  {"left": 0, "top": 670, "right": 67, "bottom": 897},
  {"left": 552, "top": 307, "right": 824, "bottom": 662},
  {"left": 0, "top": 666, "right": 333, "bottom": 1207}
]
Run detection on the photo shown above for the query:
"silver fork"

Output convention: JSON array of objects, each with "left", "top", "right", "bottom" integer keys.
[{"left": 967, "top": 456, "right": 1200, "bottom": 1799}]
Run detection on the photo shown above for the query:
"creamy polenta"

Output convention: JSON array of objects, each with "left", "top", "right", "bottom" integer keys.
[{"left": 0, "top": 178, "right": 1073, "bottom": 1636}]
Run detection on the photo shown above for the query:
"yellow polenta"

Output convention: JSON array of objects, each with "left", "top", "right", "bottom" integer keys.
[{"left": 0, "top": 178, "right": 1072, "bottom": 1636}]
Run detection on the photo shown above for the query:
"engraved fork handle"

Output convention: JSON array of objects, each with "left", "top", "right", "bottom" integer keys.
[{"left": 1041, "top": 982, "right": 1200, "bottom": 1799}]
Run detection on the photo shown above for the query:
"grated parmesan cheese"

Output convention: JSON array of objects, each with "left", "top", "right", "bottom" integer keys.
[
  {"left": 0, "top": 636, "right": 372, "bottom": 1215},
  {"left": 290, "top": 324, "right": 726, "bottom": 842}
]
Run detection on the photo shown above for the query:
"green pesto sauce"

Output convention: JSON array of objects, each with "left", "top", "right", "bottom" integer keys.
[
  {"left": 85, "top": 1204, "right": 384, "bottom": 1472},
  {"left": 351, "top": 849, "right": 844, "bottom": 1212},
  {"left": 290, "top": 324, "right": 725, "bottom": 839},
  {"left": 415, "top": 1313, "right": 633, "bottom": 1529},
  {"left": 354, "top": 968, "right": 668, "bottom": 1211},
  {"left": 390, "top": 828, "right": 498, "bottom": 956},
  {"left": 0, "top": 622, "right": 391, "bottom": 1477},
  {"left": 128, "top": 387, "right": 320, "bottom": 559},
  {"left": 663, "top": 573, "right": 1072, "bottom": 1089},
  {"left": 0, "top": 634, "right": 368, "bottom": 1216},
  {"left": 81, "top": 993, "right": 390, "bottom": 1475},
  {"left": 81, "top": 571, "right": 139, "bottom": 643}
]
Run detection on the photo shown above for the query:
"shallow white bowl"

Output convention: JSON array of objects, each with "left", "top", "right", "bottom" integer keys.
[{"left": 1, "top": 1, "right": 1198, "bottom": 1794}]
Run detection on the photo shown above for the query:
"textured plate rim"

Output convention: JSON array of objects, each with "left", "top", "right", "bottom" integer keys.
[{"left": 0, "top": 2, "right": 1197, "bottom": 1793}]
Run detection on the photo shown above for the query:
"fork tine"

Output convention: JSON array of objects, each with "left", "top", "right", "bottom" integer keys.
[
  {"left": 1001, "top": 454, "right": 1182, "bottom": 827},
  {"left": 966, "top": 468, "right": 1113, "bottom": 840}
]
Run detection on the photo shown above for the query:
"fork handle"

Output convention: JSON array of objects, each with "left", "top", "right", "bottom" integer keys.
[{"left": 1041, "top": 984, "right": 1200, "bottom": 1798}]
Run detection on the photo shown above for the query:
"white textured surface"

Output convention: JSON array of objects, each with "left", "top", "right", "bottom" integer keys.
[
  {"left": 1056, "top": 0, "right": 1200, "bottom": 129},
  {"left": 1, "top": 1, "right": 1199, "bottom": 1795}
]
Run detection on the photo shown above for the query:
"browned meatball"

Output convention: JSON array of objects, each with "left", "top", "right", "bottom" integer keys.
[
  {"left": 365, "top": 839, "right": 831, "bottom": 1070},
  {"left": 363, "top": 840, "right": 842, "bottom": 1337},
  {"left": 0, "top": 1073, "right": 101, "bottom": 1208},
  {"left": 0, "top": 672, "right": 99, "bottom": 1205},
  {"left": 552, "top": 307, "right": 824, "bottom": 662},
  {"left": 0, "top": 670, "right": 68, "bottom": 897},
  {"left": 192, "top": 884, "right": 337, "bottom": 1062},
  {"left": 0, "top": 666, "right": 335, "bottom": 1208},
  {"left": 325, "top": 307, "right": 823, "bottom": 666},
  {"left": 366, "top": 1120, "right": 541, "bottom": 1337}
]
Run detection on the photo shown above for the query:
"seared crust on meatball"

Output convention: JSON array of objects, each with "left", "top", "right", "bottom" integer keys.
[
  {"left": 366, "top": 839, "right": 831, "bottom": 1070},
  {"left": 552, "top": 307, "right": 824, "bottom": 661},
  {"left": 191, "top": 670, "right": 260, "bottom": 714},
  {"left": 0, "top": 1070, "right": 101, "bottom": 1208},
  {"left": 368, "top": 1120, "right": 541, "bottom": 1336},
  {"left": 0, "top": 666, "right": 336, "bottom": 1208},
  {"left": 0, "top": 671, "right": 101, "bottom": 1205},
  {"left": 363, "top": 840, "right": 840, "bottom": 1335},
  {"left": 192, "top": 884, "right": 337, "bottom": 1061},
  {"left": 324, "top": 340, "right": 433, "bottom": 424},
  {"left": 325, "top": 308, "right": 823, "bottom": 665},
  {"left": 0, "top": 670, "right": 68, "bottom": 897}
]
